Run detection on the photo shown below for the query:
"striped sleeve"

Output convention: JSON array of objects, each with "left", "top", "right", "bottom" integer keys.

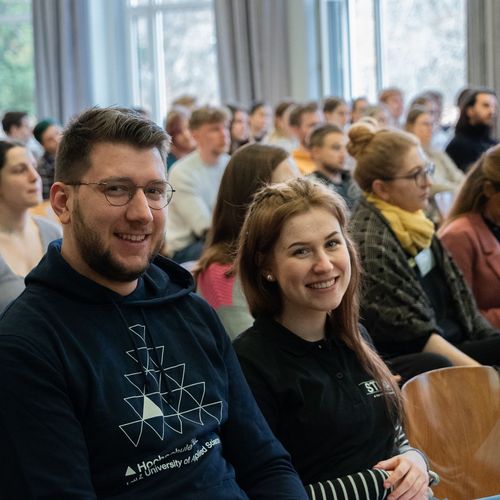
[
  {"left": 394, "top": 423, "right": 432, "bottom": 473},
  {"left": 306, "top": 469, "right": 391, "bottom": 500},
  {"left": 394, "top": 423, "right": 410, "bottom": 450},
  {"left": 394, "top": 424, "right": 439, "bottom": 486}
]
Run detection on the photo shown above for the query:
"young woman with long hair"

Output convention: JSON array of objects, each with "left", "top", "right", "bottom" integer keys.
[
  {"left": 194, "top": 143, "right": 297, "bottom": 338},
  {"left": 234, "top": 178, "right": 433, "bottom": 500},
  {"left": 439, "top": 146, "right": 500, "bottom": 327}
]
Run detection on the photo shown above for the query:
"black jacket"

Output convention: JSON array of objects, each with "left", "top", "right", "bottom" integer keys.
[
  {"left": 234, "top": 317, "right": 405, "bottom": 484},
  {"left": 445, "top": 123, "right": 497, "bottom": 172}
]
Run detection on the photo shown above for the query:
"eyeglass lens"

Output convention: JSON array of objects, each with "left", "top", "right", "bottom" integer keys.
[{"left": 103, "top": 181, "right": 174, "bottom": 208}]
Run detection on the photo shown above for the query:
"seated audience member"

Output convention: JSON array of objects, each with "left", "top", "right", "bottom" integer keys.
[
  {"left": 378, "top": 87, "right": 405, "bottom": 128},
  {"left": 234, "top": 178, "right": 434, "bottom": 499},
  {"left": 290, "top": 102, "right": 323, "bottom": 175},
  {"left": 166, "top": 106, "right": 230, "bottom": 263},
  {"left": 33, "top": 118, "right": 63, "bottom": 199},
  {"left": 408, "top": 94, "right": 439, "bottom": 123},
  {"left": 405, "top": 107, "right": 463, "bottom": 195},
  {"left": 195, "top": 144, "right": 298, "bottom": 338},
  {"left": 2, "top": 110, "right": 42, "bottom": 159},
  {"left": 351, "top": 96, "right": 369, "bottom": 123},
  {"left": 248, "top": 101, "right": 272, "bottom": 143},
  {"left": 226, "top": 104, "right": 249, "bottom": 154},
  {"left": 439, "top": 146, "right": 500, "bottom": 328},
  {"left": 446, "top": 87, "right": 498, "bottom": 172},
  {"left": 307, "top": 124, "right": 361, "bottom": 208},
  {"left": 0, "top": 107, "right": 307, "bottom": 499},
  {"left": 264, "top": 99, "right": 298, "bottom": 152},
  {"left": 424, "top": 90, "right": 452, "bottom": 151},
  {"left": 0, "top": 141, "right": 61, "bottom": 313},
  {"left": 366, "top": 104, "right": 391, "bottom": 129},
  {"left": 322, "top": 97, "right": 351, "bottom": 129},
  {"left": 164, "top": 105, "right": 196, "bottom": 171},
  {"left": 348, "top": 123, "right": 500, "bottom": 377}
]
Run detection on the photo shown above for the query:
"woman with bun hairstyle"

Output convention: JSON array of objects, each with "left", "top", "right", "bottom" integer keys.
[
  {"left": 348, "top": 123, "right": 499, "bottom": 378},
  {"left": 439, "top": 146, "right": 500, "bottom": 328},
  {"left": 195, "top": 143, "right": 297, "bottom": 338},
  {"left": 234, "top": 178, "right": 434, "bottom": 500}
]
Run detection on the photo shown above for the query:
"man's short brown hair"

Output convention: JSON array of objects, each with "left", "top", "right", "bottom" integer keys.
[
  {"left": 288, "top": 102, "right": 319, "bottom": 128},
  {"left": 55, "top": 107, "right": 169, "bottom": 183},
  {"left": 308, "top": 123, "right": 343, "bottom": 149},
  {"left": 188, "top": 106, "right": 229, "bottom": 130}
]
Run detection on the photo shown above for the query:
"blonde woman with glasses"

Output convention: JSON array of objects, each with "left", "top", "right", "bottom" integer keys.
[{"left": 348, "top": 123, "right": 500, "bottom": 381}]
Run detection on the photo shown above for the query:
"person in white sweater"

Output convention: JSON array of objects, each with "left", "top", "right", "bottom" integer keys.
[{"left": 166, "top": 106, "right": 230, "bottom": 263}]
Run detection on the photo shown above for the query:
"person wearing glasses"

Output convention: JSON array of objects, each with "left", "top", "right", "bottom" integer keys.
[
  {"left": 0, "top": 140, "right": 61, "bottom": 314},
  {"left": 439, "top": 146, "right": 500, "bottom": 328},
  {"left": 348, "top": 122, "right": 499, "bottom": 381},
  {"left": 0, "top": 108, "right": 307, "bottom": 499}
]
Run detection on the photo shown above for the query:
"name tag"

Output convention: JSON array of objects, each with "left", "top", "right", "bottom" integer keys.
[{"left": 414, "top": 247, "right": 435, "bottom": 277}]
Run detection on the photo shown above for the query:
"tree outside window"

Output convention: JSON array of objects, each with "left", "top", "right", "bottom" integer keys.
[{"left": 0, "top": 0, "right": 35, "bottom": 117}]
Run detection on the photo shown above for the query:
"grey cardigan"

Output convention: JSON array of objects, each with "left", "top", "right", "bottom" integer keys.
[
  {"left": 0, "top": 216, "right": 61, "bottom": 313},
  {"left": 349, "top": 198, "right": 495, "bottom": 351}
]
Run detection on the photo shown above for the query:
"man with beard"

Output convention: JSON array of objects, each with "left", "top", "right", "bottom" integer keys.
[
  {"left": 0, "top": 107, "right": 307, "bottom": 500},
  {"left": 446, "top": 88, "right": 498, "bottom": 172},
  {"left": 307, "top": 124, "right": 361, "bottom": 209}
]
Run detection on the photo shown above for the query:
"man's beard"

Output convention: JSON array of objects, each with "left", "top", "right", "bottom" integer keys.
[{"left": 72, "top": 202, "right": 162, "bottom": 283}]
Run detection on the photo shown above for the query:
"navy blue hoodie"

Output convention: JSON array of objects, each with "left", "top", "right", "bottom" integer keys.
[{"left": 0, "top": 241, "right": 306, "bottom": 499}]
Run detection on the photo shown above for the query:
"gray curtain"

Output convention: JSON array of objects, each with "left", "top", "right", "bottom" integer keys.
[
  {"left": 32, "top": 0, "right": 94, "bottom": 124},
  {"left": 214, "top": 0, "right": 291, "bottom": 106},
  {"left": 467, "top": 0, "right": 500, "bottom": 130}
]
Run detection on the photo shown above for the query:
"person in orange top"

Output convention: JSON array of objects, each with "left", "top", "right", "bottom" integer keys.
[{"left": 289, "top": 102, "right": 323, "bottom": 175}]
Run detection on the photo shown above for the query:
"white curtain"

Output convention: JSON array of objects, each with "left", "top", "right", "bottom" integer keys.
[{"left": 467, "top": 0, "right": 500, "bottom": 130}]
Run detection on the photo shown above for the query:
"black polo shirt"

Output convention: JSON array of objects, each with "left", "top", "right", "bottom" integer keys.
[{"left": 233, "top": 317, "right": 397, "bottom": 484}]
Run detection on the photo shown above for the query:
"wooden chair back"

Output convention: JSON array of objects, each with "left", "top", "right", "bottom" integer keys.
[{"left": 402, "top": 366, "right": 500, "bottom": 500}]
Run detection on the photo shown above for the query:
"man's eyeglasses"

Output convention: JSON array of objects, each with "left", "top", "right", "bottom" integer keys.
[
  {"left": 66, "top": 180, "right": 175, "bottom": 209},
  {"left": 380, "top": 163, "right": 435, "bottom": 188}
]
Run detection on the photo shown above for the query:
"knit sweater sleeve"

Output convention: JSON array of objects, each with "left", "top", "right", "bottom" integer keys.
[{"left": 169, "top": 162, "right": 212, "bottom": 238}]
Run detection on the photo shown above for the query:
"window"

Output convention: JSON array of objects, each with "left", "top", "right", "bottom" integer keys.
[
  {"left": 0, "top": 0, "right": 35, "bottom": 116},
  {"left": 127, "top": 0, "right": 220, "bottom": 124},
  {"left": 323, "top": 0, "right": 466, "bottom": 119},
  {"left": 379, "top": 0, "right": 466, "bottom": 120},
  {"left": 349, "top": 0, "right": 378, "bottom": 102}
]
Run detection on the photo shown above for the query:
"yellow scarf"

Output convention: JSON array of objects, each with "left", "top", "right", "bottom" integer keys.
[{"left": 366, "top": 193, "right": 435, "bottom": 256}]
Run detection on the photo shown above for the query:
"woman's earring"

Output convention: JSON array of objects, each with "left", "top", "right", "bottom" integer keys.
[{"left": 266, "top": 274, "right": 274, "bottom": 281}]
